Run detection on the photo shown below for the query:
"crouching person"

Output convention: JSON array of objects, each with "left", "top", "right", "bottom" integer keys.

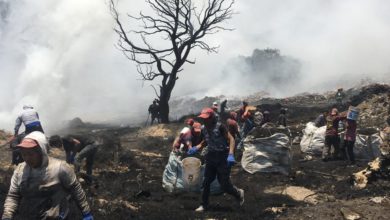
[
  {"left": 195, "top": 108, "right": 244, "bottom": 212},
  {"left": 2, "top": 131, "right": 93, "bottom": 220},
  {"left": 173, "top": 119, "right": 203, "bottom": 158},
  {"left": 62, "top": 134, "right": 98, "bottom": 177}
]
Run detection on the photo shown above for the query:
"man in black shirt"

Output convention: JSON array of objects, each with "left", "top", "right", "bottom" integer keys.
[{"left": 194, "top": 108, "right": 244, "bottom": 212}]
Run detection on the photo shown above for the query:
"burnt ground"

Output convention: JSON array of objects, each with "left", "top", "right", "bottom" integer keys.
[
  {"left": 1, "top": 124, "right": 390, "bottom": 220},
  {"left": 0, "top": 83, "right": 389, "bottom": 219}
]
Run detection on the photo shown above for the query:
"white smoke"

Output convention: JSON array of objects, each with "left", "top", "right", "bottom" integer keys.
[{"left": 1, "top": 0, "right": 390, "bottom": 133}]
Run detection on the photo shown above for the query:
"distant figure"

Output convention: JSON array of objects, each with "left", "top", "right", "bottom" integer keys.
[
  {"left": 335, "top": 88, "right": 345, "bottom": 105},
  {"left": 14, "top": 105, "right": 44, "bottom": 136},
  {"left": 219, "top": 99, "right": 229, "bottom": 122},
  {"left": 314, "top": 111, "right": 328, "bottom": 127},
  {"left": 148, "top": 100, "right": 160, "bottom": 125},
  {"left": 277, "top": 108, "right": 287, "bottom": 127},
  {"left": 220, "top": 99, "right": 228, "bottom": 114},
  {"left": 261, "top": 110, "right": 271, "bottom": 126}
]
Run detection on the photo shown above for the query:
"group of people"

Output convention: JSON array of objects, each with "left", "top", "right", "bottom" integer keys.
[
  {"left": 148, "top": 99, "right": 161, "bottom": 125},
  {"left": 3, "top": 105, "right": 95, "bottom": 220},
  {"left": 171, "top": 100, "right": 288, "bottom": 212},
  {"left": 315, "top": 107, "right": 358, "bottom": 164}
]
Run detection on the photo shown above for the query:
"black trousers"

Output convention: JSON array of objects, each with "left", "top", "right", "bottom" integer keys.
[
  {"left": 75, "top": 144, "right": 98, "bottom": 175},
  {"left": 323, "top": 135, "right": 340, "bottom": 159},
  {"left": 202, "top": 151, "right": 240, "bottom": 207},
  {"left": 344, "top": 140, "right": 355, "bottom": 162}
]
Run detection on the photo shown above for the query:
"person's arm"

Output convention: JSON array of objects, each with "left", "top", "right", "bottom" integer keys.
[
  {"left": 59, "top": 162, "right": 91, "bottom": 216},
  {"left": 2, "top": 167, "right": 22, "bottom": 219},
  {"left": 14, "top": 116, "right": 22, "bottom": 136},
  {"left": 172, "top": 137, "right": 180, "bottom": 151},
  {"left": 194, "top": 140, "right": 205, "bottom": 151},
  {"left": 222, "top": 124, "right": 235, "bottom": 154}
]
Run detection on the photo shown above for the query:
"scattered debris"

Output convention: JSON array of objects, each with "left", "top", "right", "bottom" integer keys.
[
  {"left": 369, "top": 197, "right": 386, "bottom": 204},
  {"left": 282, "top": 186, "right": 318, "bottom": 204},
  {"left": 340, "top": 207, "right": 361, "bottom": 220}
]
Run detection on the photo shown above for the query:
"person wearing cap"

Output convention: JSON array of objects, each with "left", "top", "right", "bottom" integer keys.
[
  {"left": 2, "top": 131, "right": 93, "bottom": 220},
  {"left": 314, "top": 111, "right": 328, "bottom": 127},
  {"left": 226, "top": 112, "right": 240, "bottom": 140},
  {"left": 193, "top": 108, "right": 244, "bottom": 212},
  {"left": 14, "top": 105, "right": 44, "bottom": 136},
  {"left": 323, "top": 108, "right": 347, "bottom": 161},
  {"left": 335, "top": 88, "right": 345, "bottom": 106},
  {"left": 60, "top": 134, "right": 98, "bottom": 177},
  {"left": 172, "top": 119, "right": 203, "bottom": 156}
]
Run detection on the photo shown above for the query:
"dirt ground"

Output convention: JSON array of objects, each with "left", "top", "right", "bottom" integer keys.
[
  {"left": 0, "top": 83, "right": 389, "bottom": 219},
  {"left": 1, "top": 124, "right": 389, "bottom": 220}
]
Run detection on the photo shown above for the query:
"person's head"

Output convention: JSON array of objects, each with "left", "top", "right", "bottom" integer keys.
[
  {"left": 61, "top": 136, "right": 78, "bottom": 149},
  {"left": 242, "top": 101, "right": 248, "bottom": 107},
  {"left": 23, "top": 104, "right": 33, "bottom": 110},
  {"left": 212, "top": 102, "right": 218, "bottom": 111},
  {"left": 17, "top": 132, "right": 48, "bottom": 168},
  {"left": 198, "top": 107, "right": 216, "bottom": 127},
  {"left": 331, "top": 108, "right": 338, "bottom": 116},
  {"left": 186, "top": 118, "right": 195, "bottom": 126},
  {"left": 280, "top": 108, "right": 287, "bottom": 115},
  {"left": 49, "top": 135, "right": 62, "bottom": 148},
  {"left": 191, "top": 122, "right": 202, "bottom": 136},
  {"left": 229, "top": 111, "right": 237, "bottom": 120},
  {"left": 153, "top": 100, "right": 157, "bottom": 104}
]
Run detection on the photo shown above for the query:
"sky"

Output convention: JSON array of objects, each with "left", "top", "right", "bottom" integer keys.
[{"left": 0, "top": 0, "right": 389, "bottom": 133}]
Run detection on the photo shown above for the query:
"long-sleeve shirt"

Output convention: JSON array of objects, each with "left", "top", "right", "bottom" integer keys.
[
  {"left": 325, "top": 115, "right": 347, "bottom": 136},
  {"left": 2, "top": 132, "right": 90, "bottom": 219},
  {"left": 14, "top": 108, "right": 40, "bottom": 135},
  {"left": 345, "top": 119, "right": 357, "bottom": 141}
]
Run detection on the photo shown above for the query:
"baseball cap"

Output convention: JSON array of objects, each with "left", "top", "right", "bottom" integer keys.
[
  {"left": 17, "top": 138, "right": 39, "bottom": 149},
  {"left": 198, "top": 108, "right": 215, "bottom": 119},
  {"left": 186, "top": 118, "right": 195, "bottom": 126}
]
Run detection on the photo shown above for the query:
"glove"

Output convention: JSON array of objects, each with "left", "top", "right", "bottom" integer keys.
[
  {"left": 187, "top": 147, "right": 198, "bottom": 155},
  {"left": 227, "top": 154, "right": 235, "bottom": 167},
  {"left": 83, "top": 213, "right": 93, "bottom": 220}
]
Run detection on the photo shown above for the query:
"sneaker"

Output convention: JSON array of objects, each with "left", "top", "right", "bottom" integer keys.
[
  {"left": 195, "top": 205, "right": 206, "bottom": 212},
  {"left": 237, "top": 188, "right": 245, "bottom": 206}
]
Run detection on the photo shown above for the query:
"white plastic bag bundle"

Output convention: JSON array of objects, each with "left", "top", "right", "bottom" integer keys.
[
  {"left": 300, "top": 122, "right": 326, "bottom": 155},
  {"left": 241, "top": 133, "right": 291, "bottom": 175}
]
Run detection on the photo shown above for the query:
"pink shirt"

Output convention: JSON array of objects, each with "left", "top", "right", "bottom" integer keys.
[{"left": 345, "top": 119, "right": 357, "bottom": 141}]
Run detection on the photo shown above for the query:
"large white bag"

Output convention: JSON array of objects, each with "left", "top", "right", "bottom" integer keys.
[
  {"left": 241, "top": 133, "right": 291, "bottom": 175},
  {"left": 300, "top": 122, "right": 326, "bottom": 155}
]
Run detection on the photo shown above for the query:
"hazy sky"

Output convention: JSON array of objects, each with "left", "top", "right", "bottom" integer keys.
[{"left": 0, "top": 0, "right": 389, "bottom": 132}]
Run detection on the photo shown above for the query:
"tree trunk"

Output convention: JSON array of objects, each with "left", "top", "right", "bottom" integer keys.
[
  {"left": 159, "top": 87, "right": 171, "bottom": 123},
  {"left": 159, "top": 96, "right": 170, "bottom": 123}
]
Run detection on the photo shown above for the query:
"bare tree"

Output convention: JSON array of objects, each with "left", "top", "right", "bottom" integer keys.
[{"left": 110, "top": 0, "right": 234, "bottom": 123}]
